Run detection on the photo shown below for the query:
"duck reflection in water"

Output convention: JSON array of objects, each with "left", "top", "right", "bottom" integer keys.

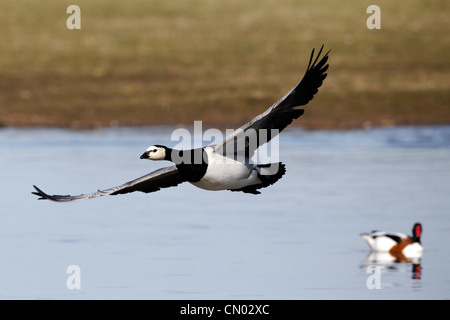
[{"left": 363, "top": 251, "right": 422, "bottom": 280}]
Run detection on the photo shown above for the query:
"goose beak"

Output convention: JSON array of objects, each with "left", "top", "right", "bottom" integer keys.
[{"left": 140, "top": 152, "right": 149, "bottom": 159}]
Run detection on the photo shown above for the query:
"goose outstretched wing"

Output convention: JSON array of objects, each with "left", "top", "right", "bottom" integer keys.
[
  {"left": 32, "top": 165, "right": 185, "bottom": 202},
  {"left": 213, "top": 45, "right": 329, "bottom": 158}
]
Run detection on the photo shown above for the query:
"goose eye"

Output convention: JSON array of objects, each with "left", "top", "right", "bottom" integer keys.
[{"left": 152, "top": 149, "right": 157, "bottom": 153}]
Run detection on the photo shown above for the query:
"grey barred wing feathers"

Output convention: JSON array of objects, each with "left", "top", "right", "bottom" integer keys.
[{"left": 32, "top": 166, "right": 185, "bottom": 202}]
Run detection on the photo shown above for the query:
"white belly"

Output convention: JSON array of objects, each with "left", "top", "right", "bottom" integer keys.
[
  {"left": 402, "top": 243, "right": 423, "bottom": 258},
  {"left": 190, "top": 147, "right": 261, "bottom": 190}
]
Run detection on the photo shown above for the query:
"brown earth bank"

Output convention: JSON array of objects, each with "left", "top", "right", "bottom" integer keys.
[{"left": 0, "top": 0, "right": 449, "bottom": 130}]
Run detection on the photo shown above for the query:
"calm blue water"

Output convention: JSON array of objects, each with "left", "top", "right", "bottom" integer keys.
[{"left": 0, "top": 125, "right": 449, "bottom": 299}]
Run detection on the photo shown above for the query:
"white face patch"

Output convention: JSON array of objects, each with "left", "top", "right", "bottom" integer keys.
[{"left": 145, "top": 145, "right": 166, "bottom": 160}]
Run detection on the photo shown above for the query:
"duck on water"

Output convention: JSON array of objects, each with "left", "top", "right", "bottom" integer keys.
[
  {"left": 32, "top": 46, "right": 330, "bottom": 202},
  {"left": 361, "top": 223, "right": 424, "bottom": 259}
]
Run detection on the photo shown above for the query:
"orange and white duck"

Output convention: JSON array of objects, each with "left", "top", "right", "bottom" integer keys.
[{"left": 361, "top": 223, "right": 423, "bottom": 258}]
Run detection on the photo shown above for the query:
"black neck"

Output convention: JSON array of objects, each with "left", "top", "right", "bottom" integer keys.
[
  {"left": 165, "top": 148, "right": 193, "bottom": 163},
  {"left": 163, "top": 147, "right": 206, "bottom": 165},
  {"left": 162, "top": 147, "right": 175, "bottom": 162},
  {"left": 170, "top": 148, "right": 208, "bottom": 182}
]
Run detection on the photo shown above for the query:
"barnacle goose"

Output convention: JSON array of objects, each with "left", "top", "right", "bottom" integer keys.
[{"left": 33, "top": 46, "right": 329, "bottom": 202}]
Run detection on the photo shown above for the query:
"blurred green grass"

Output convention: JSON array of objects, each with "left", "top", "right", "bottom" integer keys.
[{"left": 0, "top": 0, "right": 448, "bottom": 129}]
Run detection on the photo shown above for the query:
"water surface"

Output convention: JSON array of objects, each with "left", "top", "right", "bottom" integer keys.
[{"left": 1, "top": 126, "right": 449, "bottom": 299}]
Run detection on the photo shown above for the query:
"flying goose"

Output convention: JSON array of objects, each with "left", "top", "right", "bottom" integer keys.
[{"left": 32, "top": 46, "right": 329, "bottom": 202}]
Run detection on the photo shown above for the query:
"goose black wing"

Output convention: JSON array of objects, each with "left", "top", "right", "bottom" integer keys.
[
  {"left": 32, "top": 165, "right": 185, "bottom": 202},
  {"left": 213, "top": 45, "right": 329, "bottom": 158}
]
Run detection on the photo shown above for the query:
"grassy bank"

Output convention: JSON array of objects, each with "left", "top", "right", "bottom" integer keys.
[{"left": 0, "top": 0, "right": 449, "bottom": 129}]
